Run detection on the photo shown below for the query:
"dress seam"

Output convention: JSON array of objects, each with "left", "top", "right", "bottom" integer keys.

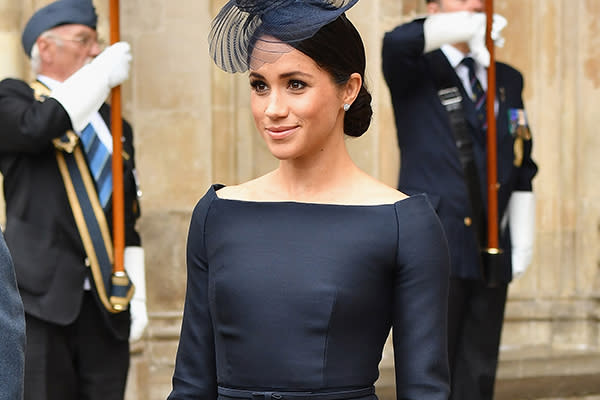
[{"left": 321, "top": 287, "right": 338, "bottom": 388}]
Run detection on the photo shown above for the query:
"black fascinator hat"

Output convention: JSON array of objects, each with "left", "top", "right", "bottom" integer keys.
[{"left": 209, "top": 0, "right": 359, "bottom": 73}]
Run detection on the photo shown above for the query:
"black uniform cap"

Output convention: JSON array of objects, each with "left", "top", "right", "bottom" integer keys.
[{"left": 21, "top": 0, "right": 98, "bottom": 57}]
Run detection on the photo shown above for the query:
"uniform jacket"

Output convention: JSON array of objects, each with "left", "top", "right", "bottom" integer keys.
[
  {"left": 382, "top": 19, "right": 537, "bottom": 282},
  {"left": 0, "top": 78, "right": 141, "bottom": 340},
  {"left": 0, "top": 230, "right": 25, "bottom": 400}
]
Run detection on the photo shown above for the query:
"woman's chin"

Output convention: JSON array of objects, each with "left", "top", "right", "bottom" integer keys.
[{"left": 267, "top": 145, "right": 300, "bottom": 161}]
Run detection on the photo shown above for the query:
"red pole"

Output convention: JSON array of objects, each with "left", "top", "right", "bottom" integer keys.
[
  {"left": 485, "top": 0, "right": 499, "bottom": 250},
  {"left": 109, "top": 0, "right": 124, "bottom": 274}
]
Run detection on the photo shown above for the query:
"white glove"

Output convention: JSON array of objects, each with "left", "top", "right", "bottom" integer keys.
[
  {"left": 92, "top": 41, "right": 132, "bottom": 88},
  {"left": 468, "top": 13, "right": 507, "bottom": 67},
  {"left": 491, "top": 14, "right": 507, "bottom": 47},
  {"left": 124, "top": 246, "right": 148, "bottom": 342},
  {"left": 50, "top": 42, "right": 132, "bottom": 132},
  {"left": 508, "top": 191, "right": 536, "bottom": 279},
  {"left": 423, "top": 12, "right": 507, "bottom": 67}
]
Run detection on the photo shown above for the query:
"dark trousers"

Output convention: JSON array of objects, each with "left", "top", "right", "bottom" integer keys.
[
  {"left": 447, "top": 278, "right": 508, "bottom": 400},
  {"left": 24, "top": 291, "right": 130, "bottom": 400}
]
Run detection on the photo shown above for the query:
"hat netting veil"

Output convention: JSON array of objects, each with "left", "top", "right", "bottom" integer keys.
[{"left": 209, "top": 0, "right": 359, "bottom": 73}]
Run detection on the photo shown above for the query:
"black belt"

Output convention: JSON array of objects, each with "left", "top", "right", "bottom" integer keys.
[{"left": 218, "top": 386, "right": 375, "bottom": 400}]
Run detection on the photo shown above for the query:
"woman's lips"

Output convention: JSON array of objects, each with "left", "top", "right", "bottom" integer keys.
[{"left": 265, "top": 125, "right": 299, "bottom": 139}]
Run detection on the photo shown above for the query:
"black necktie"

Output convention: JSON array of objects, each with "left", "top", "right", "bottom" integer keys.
[{"left": 462, "top": 57, "right": 487, "bottom": 131}]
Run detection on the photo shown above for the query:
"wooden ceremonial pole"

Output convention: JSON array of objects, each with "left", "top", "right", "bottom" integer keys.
[
  {"left": 485, "top": 0, "right": 498, "bottom": 248},
  {"left": 483, "top": 0, "right": 503, "bottom": 286},
  {"left": 109, "top": 0, "right": 125, "bottom": 275}
]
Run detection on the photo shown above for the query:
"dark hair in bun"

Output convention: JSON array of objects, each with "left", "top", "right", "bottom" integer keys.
[{"left": 291, "top": 13, "right": 373, "bottom": 137}]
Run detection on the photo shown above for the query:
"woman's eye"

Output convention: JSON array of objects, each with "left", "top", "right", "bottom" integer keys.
[
  {"left": 288, "top": 80, "right": 306, "bottom": 90},
  {"left": 250, "top": 80, "right": 268, "bottom": 93}
]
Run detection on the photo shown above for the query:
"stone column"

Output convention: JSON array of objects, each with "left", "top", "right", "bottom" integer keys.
[
  {"left": 0, "top": 0, "right": 24, "bottom": 225},
  {"left": 0, "top": 0, "right": 25, "bottom": 81}
]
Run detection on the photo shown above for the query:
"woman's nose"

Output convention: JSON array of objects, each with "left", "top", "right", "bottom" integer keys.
[{"left": 265, "top": 92, "right": 288, "bottom": 118}]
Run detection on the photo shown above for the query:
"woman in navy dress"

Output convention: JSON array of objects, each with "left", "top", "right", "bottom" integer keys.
[{"left": 168, "top": 1, "right": 451, "bottom": 400}]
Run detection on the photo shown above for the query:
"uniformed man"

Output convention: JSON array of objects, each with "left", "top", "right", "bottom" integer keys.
[
  {"left": 0, "top": 1, "right": 147, "bottom": 399},
  {"left": 382, "top": 1, "right": 537, "bottom": 399}
]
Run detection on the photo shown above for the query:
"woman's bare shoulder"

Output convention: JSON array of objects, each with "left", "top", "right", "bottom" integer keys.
[
  {"left": 355, "top": 175, "right": 409, "bottom": 205},
  {"left": 214, "top": 175, "right": 272, "bottom": 201}
]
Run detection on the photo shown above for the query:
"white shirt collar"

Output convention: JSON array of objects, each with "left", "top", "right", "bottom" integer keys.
[
  {"left": 440, "top": 44, "right": 466, "bottom": 69},
  {"left": 36, "top": 75, "right": 61, "bottom": 90},
  {"left": 440, "top": 45, "right": 488, "bottom": 93}
]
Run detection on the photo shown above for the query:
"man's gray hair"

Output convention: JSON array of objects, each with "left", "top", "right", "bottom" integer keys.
[{"left": 30, "top": 30, "right": 62, "bottom": 74}]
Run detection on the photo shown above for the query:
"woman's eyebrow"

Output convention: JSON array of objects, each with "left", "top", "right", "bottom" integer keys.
[{"left": 249, "top": 71, "right": 314, "bottom": 80}]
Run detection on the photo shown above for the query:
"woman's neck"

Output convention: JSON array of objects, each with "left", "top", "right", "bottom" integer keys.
[{"left": 270, "top": 146, "right": 364, "bottom": 202}]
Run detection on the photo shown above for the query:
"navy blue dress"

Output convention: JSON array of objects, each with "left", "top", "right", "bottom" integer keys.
[{"left": 168, "top": 185, "right": 450, "bottom": 400}]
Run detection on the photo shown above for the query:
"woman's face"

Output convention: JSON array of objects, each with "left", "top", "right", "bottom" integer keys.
[{"left": 248, "top": 41, "right": 347, "bottom": 161}]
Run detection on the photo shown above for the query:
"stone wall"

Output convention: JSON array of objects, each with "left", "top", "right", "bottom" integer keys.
[{"left": 1, "top": 0, "right": 599, "bottom": 398}]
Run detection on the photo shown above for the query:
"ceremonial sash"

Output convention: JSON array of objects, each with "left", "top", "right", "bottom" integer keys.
[{"left": 30, "top": 81, "right": 133, "bottom": 313}]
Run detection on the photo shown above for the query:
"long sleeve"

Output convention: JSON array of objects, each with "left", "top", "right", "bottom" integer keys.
[
  {"left": 168, "top": 192, "right": 217, "bottom": 400},
  {"left": 392, "top": 196, "right": 450, "bottom": 400},
  {"left": 0, "top": 231, "right": 26, "bottom": 400},
  {"left": 382, "top": 19, "right": 427, "bottom": 94},
  {"left": 0, "top": 78, "right": 72, "bottom": 153}
]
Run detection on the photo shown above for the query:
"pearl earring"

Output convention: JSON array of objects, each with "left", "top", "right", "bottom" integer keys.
[{"left": 343, "top": 103, "right": 350, "bottom": 112}]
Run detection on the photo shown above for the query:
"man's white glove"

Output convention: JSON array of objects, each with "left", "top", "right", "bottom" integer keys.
[
  {"left": 50, "top": 42, "right": 132, "bottom": 132},
  {"left": 468, "top": 13, "right": 507, "bottom": 67},
  {"left": 124, "top": 246, "right": 148, "bottom": 342},
  {"left": 423, "top": 12, "right": 507, "bottom": 67},
  {"left": 508, "top": 191, "right": 536, "bottom": 279},
  {"left": 93, "top": 41, "right": 132, "bottom": 88}
]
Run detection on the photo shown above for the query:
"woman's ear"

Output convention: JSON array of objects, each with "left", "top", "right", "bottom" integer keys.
[{"left": 343, "top": 72, "right": 362, "bottom": 106}]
